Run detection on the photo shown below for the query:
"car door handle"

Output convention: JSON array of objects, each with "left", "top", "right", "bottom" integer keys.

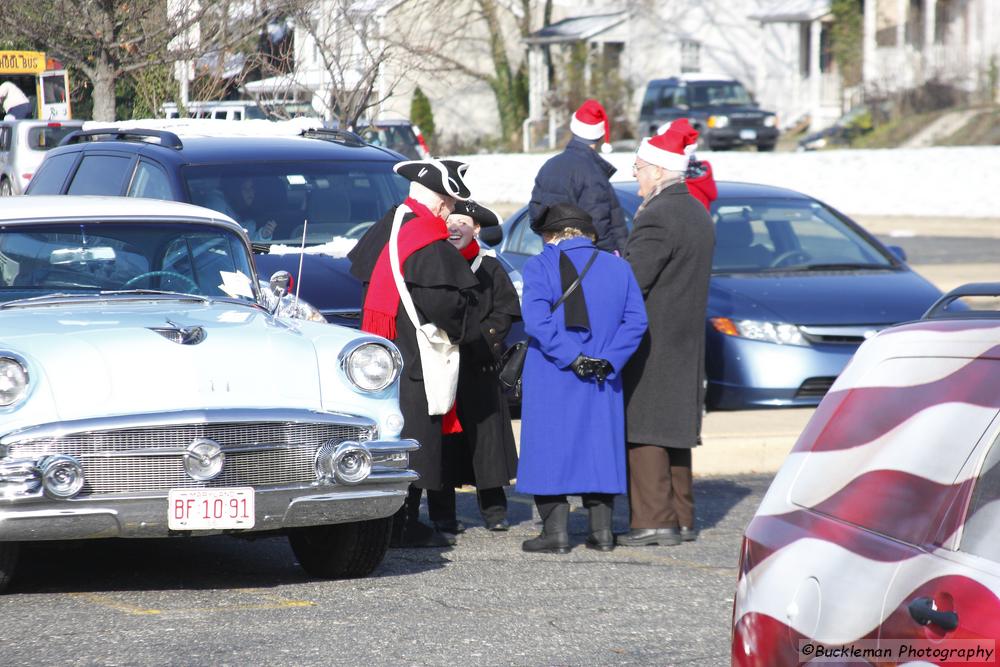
[{"left": 908, "top": 597, "right": 959, "bottom": 632}]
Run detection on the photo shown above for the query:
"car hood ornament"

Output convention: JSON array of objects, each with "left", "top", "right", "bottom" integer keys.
[
  {"left": 148, "top": 320, "right": 206, "bottom": 345},
  {"left": 183, "top": 438, "right": 225, "bottom": 480}
]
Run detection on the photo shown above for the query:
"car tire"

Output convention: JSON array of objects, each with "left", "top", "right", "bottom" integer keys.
[
  {"left": 757, "top": 143, "right": 776, "bottom": 152},
  {"left": 0, "top": 542, "right": 20, "bottom": 593},
  {"left": 0, "top": 179, "right": 12, "bottom": 197},
  {"left": 289, "top": 517, "right": 392, "bottom": 579}
]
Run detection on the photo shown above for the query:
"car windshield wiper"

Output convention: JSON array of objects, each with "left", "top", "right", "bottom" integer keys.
[
  {"left": 0, "top": 289, "right": 212, "bottom": 309},
  {"left": 790, "top": 262, "right": 895, "bottom": 271}
]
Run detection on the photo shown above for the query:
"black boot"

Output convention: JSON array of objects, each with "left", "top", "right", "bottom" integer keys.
[
  {"left": 522, "top": 497, "right": 570, "bottom": 554},
  {"left": 478, "top": 487, "right": 509, "bottom": 531},
  {"left": 584, "top": 495, "right": 614, "bottom": 552},
  {"left": 391, "top": 486, "right": 455, "bottom": 548}
]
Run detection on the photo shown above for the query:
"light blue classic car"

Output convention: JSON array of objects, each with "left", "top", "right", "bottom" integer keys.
[{"left": 0, "top": 196, "right": 417, "bottom": 591}]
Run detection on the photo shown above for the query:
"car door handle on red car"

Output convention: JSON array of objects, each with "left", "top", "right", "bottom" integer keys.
[{"left": 908, "top": 597, "right": 959, "bottom": 631}]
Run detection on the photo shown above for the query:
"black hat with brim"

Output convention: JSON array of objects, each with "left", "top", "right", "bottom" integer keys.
[
  {"left": 452, "top": 199, "right": 503, "bottom": 228},
  {"left": 530, "top": 202, "right": 597, "bottom": 237},
  {"left": 393, "top": 158, "right": 471, "bottom": 200}
]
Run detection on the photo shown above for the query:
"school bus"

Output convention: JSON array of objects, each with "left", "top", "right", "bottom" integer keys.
[{"left": 0, "top": 50, "right": 71, "bottom": 120}]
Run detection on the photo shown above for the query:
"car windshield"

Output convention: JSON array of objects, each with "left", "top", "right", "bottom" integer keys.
[
  {"left": 0, "top": 222, "right": 258, "bottom": 304},
  {"left": 183, "top": 160, "right": 409, "bottom": 246},
  {"left": 712, "top": 198, "right": 894, "bottom": 273},
  {"left": 687, "top": 82, "right": 753, "bottom": 108}
]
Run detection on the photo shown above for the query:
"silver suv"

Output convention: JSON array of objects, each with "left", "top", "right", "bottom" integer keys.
[{"left": 0, "top": 119, "right": 83, "bottom": 195}]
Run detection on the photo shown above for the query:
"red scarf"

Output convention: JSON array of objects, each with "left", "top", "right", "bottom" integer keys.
[
  {"left": 361, "top": 197, "right": 448, "bottom": 339},
  {"left": 460, "top": 239, "right": 481, "bottom": 262}
]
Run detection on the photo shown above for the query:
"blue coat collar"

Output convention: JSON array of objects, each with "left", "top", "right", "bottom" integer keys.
[
  {"left": 566, "top": 139, "right": 617, "bottom": 178},
  {"left": 546, "top": 236, "right": 595, "bottom": 253}
]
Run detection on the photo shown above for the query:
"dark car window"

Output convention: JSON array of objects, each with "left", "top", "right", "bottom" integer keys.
[
  {"left": 358, "top": 124, "right": 422, "bottom": 159},
  {"left": 688, "top": 82, "right": 753, "bottom": 108},
  {"left": 184, "top": 160, "right": 409, "bottom": 244},
  {"left": 67, "top": 154, "right": 134, "bottom": 195},
  {"left": 25, "top": 152, "right": 77, "bottom": 194},
  {"left": 27, "top": 125, "right": 79, "bottom": 151},
  {"left": 960, "top": 428, "right": 1000, "bottom": 562},
  {"left": 711, "top": 198, "right": 893, "bottom": 272},
  {"left": 127, "top": 160, "right": 172, "bottom": 200}
]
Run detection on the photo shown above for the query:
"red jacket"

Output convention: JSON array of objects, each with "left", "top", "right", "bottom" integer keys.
[{"left": 687, "top": 160, "right": 717, "bottom": 211}]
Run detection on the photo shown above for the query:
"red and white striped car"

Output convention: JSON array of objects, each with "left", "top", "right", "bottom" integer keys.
[{"left": 734, "top": 284, "right": 1000, "bottom": 665}]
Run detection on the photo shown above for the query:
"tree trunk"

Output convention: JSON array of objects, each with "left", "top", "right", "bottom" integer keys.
[{"left": 90, "top": 59, "right": 117, "bottom": 121}]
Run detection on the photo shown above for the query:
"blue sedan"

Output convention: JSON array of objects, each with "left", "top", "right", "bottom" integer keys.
[{"left": 484, "top": 181, "right": 943, "bottom": 410}]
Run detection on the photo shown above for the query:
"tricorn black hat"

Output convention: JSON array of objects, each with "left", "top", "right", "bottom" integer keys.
[
  {"left": 530, "top": 202, "right": 597, "bottom": 237},
  {"left": 393, "top": 158, "right": 471, "bottom": 200},
  {"left": 452, "top": 199, "right": 503, "bottom": 228}
]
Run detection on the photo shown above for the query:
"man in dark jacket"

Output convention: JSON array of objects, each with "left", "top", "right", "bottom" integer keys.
[
  {"left": 348, "top": 158, "right": 480, "bottom": 548},
  {"left": 618, "top": 123, "right": 715, "bottom": 548},
  {"left": 529, "top": 99, "right": 627, "bottom": 254}
]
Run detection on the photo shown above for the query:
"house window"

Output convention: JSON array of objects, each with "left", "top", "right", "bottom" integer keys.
[{"left": 680, "top": 40, "right": 700, "bottom": 73}]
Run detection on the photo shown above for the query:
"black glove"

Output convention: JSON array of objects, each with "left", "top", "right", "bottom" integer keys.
[{"left": 570, "top": 355, "right": 614, "bottom": 383}]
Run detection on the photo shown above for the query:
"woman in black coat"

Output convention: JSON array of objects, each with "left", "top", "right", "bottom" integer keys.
[{"left": 428, "top": 201, "right": 521, "bottom": 534}]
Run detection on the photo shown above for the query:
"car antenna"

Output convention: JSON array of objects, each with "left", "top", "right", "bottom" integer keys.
[{"left": 295, "top": 218, "right": 308, "bottom": 310}]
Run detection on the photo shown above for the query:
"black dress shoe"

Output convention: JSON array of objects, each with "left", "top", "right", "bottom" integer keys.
[
  {"left": 585, "top": 530, "right": 615, "bottom": 552},
  {"left": 392, "top": 520, "right": 456, "bottom": 548},
  {"left": 433, "top": 520, "right": 466, "bottom": 535},
  {"left": 680, "top": 526, "right": 698, "bottom": 542},
  {"left": 486, "top": 519, "right": 510, "bottom": 532},
  {"left": 615, "top": 528, "right": 681, "bottom": 547}
]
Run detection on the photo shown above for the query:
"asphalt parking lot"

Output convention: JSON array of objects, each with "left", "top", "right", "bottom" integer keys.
[{"left": 0, "top": 476, "right": 769, "bottom": 667}]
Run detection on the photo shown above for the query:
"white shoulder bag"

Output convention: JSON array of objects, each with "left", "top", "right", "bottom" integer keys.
[{"left": 388, "top": 204, "right": 461, "bottom": 416}]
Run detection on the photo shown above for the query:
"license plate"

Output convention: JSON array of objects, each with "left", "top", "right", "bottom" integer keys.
[
  {"left": 740, "top": 129, "right": 757, "bottom": 140},
  {"left": 168, "top": 487, "right": 255, "bottom": 530}
]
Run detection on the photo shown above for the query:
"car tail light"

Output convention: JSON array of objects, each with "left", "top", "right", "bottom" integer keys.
[{"left": 47, "top": 122, "right": 62, "bottom": 128}]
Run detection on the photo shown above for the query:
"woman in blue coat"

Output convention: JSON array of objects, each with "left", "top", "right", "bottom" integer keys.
[{"left": 516, "top": 203, "right": 648, "bottom": 553}]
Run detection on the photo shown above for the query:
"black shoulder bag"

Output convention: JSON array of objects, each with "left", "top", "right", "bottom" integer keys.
[{"left": 499, "top": 250, "right": 599, "bottom": 399}]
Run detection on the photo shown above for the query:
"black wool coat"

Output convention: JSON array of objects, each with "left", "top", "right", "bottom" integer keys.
[
  {"left": 349, "top": 208, "right": 480, "bottom": 490},
  {"left": 528, "top": 138, "right": 628, "bottom": 253},
  {"left": 442, "top": 255, "right": 520, "bottom": 489},
  {"left": 623, "top": 182, "right": 715, "bottom": 449}
]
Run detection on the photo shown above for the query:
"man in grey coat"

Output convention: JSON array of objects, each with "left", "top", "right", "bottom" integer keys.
[{"left": 618, "top": 120, "right": 715, "bottom": 547}]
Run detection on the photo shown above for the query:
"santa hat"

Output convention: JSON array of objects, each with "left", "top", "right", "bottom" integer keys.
[
  {"left": 570, "top": 99, "right": 613, "bottom": 154},
  {"left": 656, "top": 118, "right": 699, "bottom": 155},
  {"left": 636, "top": 120, "right": 700, "bottom": 172}
]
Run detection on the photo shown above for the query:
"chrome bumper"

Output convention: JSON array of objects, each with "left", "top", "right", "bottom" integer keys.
[{"left": 0, "top": 469, "right": 417, "bottom": 541}]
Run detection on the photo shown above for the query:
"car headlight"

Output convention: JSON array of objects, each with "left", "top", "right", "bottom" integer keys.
[
  {"left": 340, "top": 339, "right": 402, "bottom": 392},
  {"left": 711, "top": 318, "right": 807, "bottom": 346},
  {"left": 0, "top": 357, "right": 29, "bottom": 406},
  {"left": 764, "top": 115, "right": 778, "bottom": 128},
  {"left": 279, "top": 295, "right": 327, "bottom": 322},
  {"left": 707, "top": 115, "right": 729, "bottom": 129}
]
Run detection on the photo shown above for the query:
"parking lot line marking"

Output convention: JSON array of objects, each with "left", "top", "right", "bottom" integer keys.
[{"left": 70, "top": 592, "right": 161, "bottom": 616}]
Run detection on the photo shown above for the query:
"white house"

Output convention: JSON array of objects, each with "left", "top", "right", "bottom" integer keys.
[{"left": 862, "top": 0, "right": 1000, "bottom": 98}]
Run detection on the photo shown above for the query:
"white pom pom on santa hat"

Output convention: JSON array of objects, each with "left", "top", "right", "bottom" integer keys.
[{"left": 571, "top": 99, "right": 612, "bottom": 153}]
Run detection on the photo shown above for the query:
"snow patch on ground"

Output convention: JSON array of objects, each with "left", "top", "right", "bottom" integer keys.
[{"left": 453, "top": 146, "right": 1000, "bottom": 219}]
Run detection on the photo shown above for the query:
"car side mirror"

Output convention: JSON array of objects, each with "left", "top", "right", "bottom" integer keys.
[
  {"left": 269, "top": 270, "right": 293, "bottom": 298},
  {"left": 887, "top": 245, "right": 907, "bottom": 263},
  {"left": 478, "top": 226, "right": 503, "bottom": 247}
]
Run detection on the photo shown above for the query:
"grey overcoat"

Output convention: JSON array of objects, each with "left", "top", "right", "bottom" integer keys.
[{"left": 623, "top": 181, "right": 715, "bottom": 448}]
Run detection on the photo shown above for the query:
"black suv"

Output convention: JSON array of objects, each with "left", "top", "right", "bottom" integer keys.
[
  {"left": 25, "top": 127, "right": 410, "bottom": 326},
  {"left": 638, "top": 76, "right": 779, "bottom": 151}
]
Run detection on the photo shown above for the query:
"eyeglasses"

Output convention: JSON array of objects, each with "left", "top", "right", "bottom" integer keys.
[{"left": 632, "top": 162, "right": 654, "bottom": 175}]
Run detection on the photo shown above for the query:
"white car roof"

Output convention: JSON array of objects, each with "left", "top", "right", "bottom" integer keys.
[{"left": 0, "top": 195, "right": 241, "bottom": 228}]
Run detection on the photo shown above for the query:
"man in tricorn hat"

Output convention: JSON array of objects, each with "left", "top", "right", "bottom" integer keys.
[{"left": 348, "top": 158, "right": 480, "bottom": 548}]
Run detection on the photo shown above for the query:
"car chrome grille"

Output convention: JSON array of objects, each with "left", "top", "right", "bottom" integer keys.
[{"left": 6, "top": 422, "right": 375, "bottom": 496}]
